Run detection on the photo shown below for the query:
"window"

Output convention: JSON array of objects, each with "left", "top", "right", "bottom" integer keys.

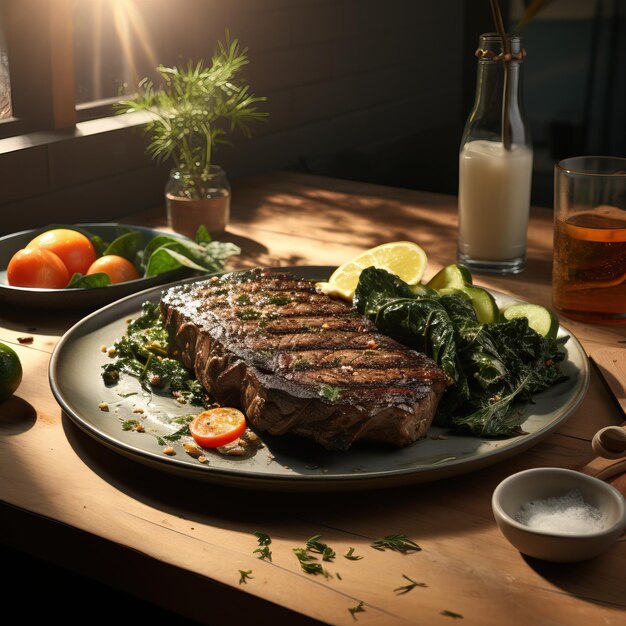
[
  {"left": 0, "top": 22, "right": 10, "bottom": 120},
  {"left": 0, "top": 0, "right": 221, "bottom": 232}
]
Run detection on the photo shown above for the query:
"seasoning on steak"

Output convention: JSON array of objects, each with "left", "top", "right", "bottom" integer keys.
[{"left": 160, "top": 268, "right": 451, "bottom": 451}]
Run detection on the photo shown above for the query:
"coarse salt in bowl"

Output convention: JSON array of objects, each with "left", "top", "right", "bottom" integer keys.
[{"left": 492, "top": 467, "right": 626, "bottom": 562}]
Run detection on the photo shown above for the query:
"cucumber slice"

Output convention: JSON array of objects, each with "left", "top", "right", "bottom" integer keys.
[
  {"left": 437, "top": 286, "right": 498, "bottom": 323},
  {"left": 502, "top": 303, "right": 559, "bottom": 338},
  {"left": 461, "top": 286, "right": 499, "bottom": 324},
  {"left": 427, "top": 263, "right": 473, "bottom": 290},
  {"left": 410, "top": 283, "right": 438, "bottom": 298}
]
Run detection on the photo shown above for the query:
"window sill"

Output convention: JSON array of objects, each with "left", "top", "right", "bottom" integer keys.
[
  {"left": 0, "top": 112, "right": 167, "bottom": 234},
  {"left": 0, "top": 111, "right": 154, "bottom": 156}
]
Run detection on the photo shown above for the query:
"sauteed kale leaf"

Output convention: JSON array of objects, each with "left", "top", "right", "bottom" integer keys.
[
  {"left": 101, "top": 301, "right": 206, "bottom": 405},
  {"left": 354, "top": 268, "right": 568, "bottom": 437}
]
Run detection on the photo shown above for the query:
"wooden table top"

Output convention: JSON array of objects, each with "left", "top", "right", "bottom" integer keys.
[{"left": 1, "top": 171, "right": 624, "bottom": 625}]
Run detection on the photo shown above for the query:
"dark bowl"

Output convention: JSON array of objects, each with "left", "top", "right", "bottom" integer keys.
[{"left": 0, "top": 223, "right": 196, "bottom": 310}]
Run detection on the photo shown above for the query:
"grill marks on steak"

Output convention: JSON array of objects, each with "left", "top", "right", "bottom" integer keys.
[{"left": 161, "top": 269, "right": 450, "bottom": 450}]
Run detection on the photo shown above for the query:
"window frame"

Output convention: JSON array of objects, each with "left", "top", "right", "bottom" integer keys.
[{"left": 0, "top": 0, "right": 76, "bottom": 137}]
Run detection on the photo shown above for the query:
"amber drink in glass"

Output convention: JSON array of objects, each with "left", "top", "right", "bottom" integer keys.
[{"left": 552, "top": 156, "right": 626, "bottom": 324}]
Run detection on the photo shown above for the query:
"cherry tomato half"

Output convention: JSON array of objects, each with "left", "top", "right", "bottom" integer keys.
[{"left": 189, "top": 407, "right": 246, "bottom": 448}]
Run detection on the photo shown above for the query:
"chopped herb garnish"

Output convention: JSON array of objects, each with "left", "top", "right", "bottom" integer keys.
[
  {"left": 172, "top": 414, "right": 195, "bottom": 425},
  {"left": 293, "top": 357, "right": 311, "bottom": 370},
  {"left": 236, "top": 293, "right": 251, "bottom": 305},
  {"left": 348, "top": 601, "right": 365, "bottom": 620},
  {"left": 441, "top": 610, "right": 463, "bottom": 619},
  {"left": 238, "top": 569, "right": 253, "bottom": 584},
  {"left": 266, "top": 294, "right": 290, "bottom": 306},
  {"left": 344, "top": 547, "right": 363, "bottom": 561},
  {"left": 306, "top": 535, "right": 335, "bottom": 561},
  {"left": 122, "top": 419, "right": 140, "bottom": 431},
  {"left": 394, "top": 574, "right": 427, "bottom": 594},
  {"left": 162, "top": 424, "right": 190, "bottom": 442},
  {"left": 101, "top": 301, "right": 208, "bottom": 407},
  {"left": 336, "top": 572, "right": 342, "bottom": 580},
  {"left": 237, "top": 307, "right": 260, "bottom": 320},
  {"left": 370, "top": 534, "right": 421, "bottom": 554},
  {"left": 319, "top": 383, "right": 342, "bottom": 402}
]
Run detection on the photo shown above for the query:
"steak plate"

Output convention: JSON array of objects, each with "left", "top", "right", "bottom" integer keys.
[{"left": 160, "top": 269, "right": 451, "bottom": 450}]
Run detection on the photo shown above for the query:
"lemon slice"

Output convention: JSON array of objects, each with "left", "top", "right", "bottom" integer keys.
[{"left": 318, "top": 241, "right": 428, "bottom": 300}]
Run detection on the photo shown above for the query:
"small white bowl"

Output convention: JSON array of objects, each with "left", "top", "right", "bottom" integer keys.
[{"left": 492, "top": 467, "right": 626, "bottom": 562}]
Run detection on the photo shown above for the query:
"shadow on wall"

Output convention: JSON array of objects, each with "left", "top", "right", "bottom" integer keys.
[{"left": 296, "top": 123, "right": 463, "bottom": 198}]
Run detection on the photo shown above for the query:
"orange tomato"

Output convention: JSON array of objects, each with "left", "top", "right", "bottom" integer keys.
[
  {"left": 189, "top": 408, "right": 247, "bottom": 448},
  {"left": 7, "top": 248, "right": 70, "bottom": 289},
  {"left": 86, "top": 255, "right": 140, "bottom": 284},
  {"left": 27, "top": 228, "right": 97, "bottom": 276}
]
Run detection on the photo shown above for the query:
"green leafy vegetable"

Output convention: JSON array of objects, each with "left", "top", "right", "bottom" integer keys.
[
  {"left": 103, "top": 231, "right": 144, "bottom": 262},
  {"left": 144, "top": 245, "right": 209, "bottom": 276},
  {"left": 66, "top": 272, "right": 111, "bottom": 289},
  {"left": 61, "top": 224, "right": 240, "bottom": 290},
  {"left": 355, "top": 268, "right": 568, "bottom": 437},
  {"left": 102, "top": 301, "right": 208, "bottom": 406}
]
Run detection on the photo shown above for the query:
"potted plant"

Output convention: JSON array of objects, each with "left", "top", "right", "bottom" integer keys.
[{"left": 117, "top": 34, "right": 267, "bottom": 237}]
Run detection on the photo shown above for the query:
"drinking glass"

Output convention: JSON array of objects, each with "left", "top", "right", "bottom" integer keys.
[{"left": 552, "top": 156, "right": 626, "bottom": 324}]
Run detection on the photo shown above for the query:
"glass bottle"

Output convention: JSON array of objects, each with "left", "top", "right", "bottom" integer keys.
[
  {"left": 165, "top": 165, "right": 231, "bottom": 238},
  {"left": 457, "top": 33, "right": 532, "bottom": 275}
]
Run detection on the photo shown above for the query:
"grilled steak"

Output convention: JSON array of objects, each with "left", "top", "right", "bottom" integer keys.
[{"left": 160, "top": 269, "right": 450, "bottom": 450}]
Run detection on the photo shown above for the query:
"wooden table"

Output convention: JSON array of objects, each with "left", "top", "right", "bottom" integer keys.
[{"left": 1, "top": 172, "right": 624, "bottom": 625}]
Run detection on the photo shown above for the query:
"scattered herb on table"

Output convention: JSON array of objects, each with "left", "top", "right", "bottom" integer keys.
[
  {"left": 348, "top": 601, "right": 365, "bottom": 620},
  {"left": 354, "top": 267, "right": 568, "bottom": 437},
  {"left": 306, "top": 534, "right": 336, "bottom": 561},
  {"left": 441, "top": 610, "right": 464, "bottom": 619},
  {"left": 394, "top": 574, "right": 427, "bottom": 595},
  {"left": 293, "top": 548, "right": 332, "bottom": 578},
  {"left": 344, "top": 547, "right": 363, "bottom": 561},
  {"left": 238, "top": 569, "right": 253, "bottom": 584},
  {"left": 254, "top": 531, "right": 272, "bottom": 546},
  {"left": 254, "top": 545, "right": 272, "bottom": 561},
  {"left": 370, "top": 534, "right": 421, "bottom": 554},
  {"left": 253, "top": 531, "right": 273, "bottom": 562}
]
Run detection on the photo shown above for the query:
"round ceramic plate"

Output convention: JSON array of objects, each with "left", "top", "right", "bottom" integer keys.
[
  {"left": 0, "top": 223, "right": 193, "bottom": 309},
  {"left": 49, "top": 267, "right": 590, "bottom": 491}
]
